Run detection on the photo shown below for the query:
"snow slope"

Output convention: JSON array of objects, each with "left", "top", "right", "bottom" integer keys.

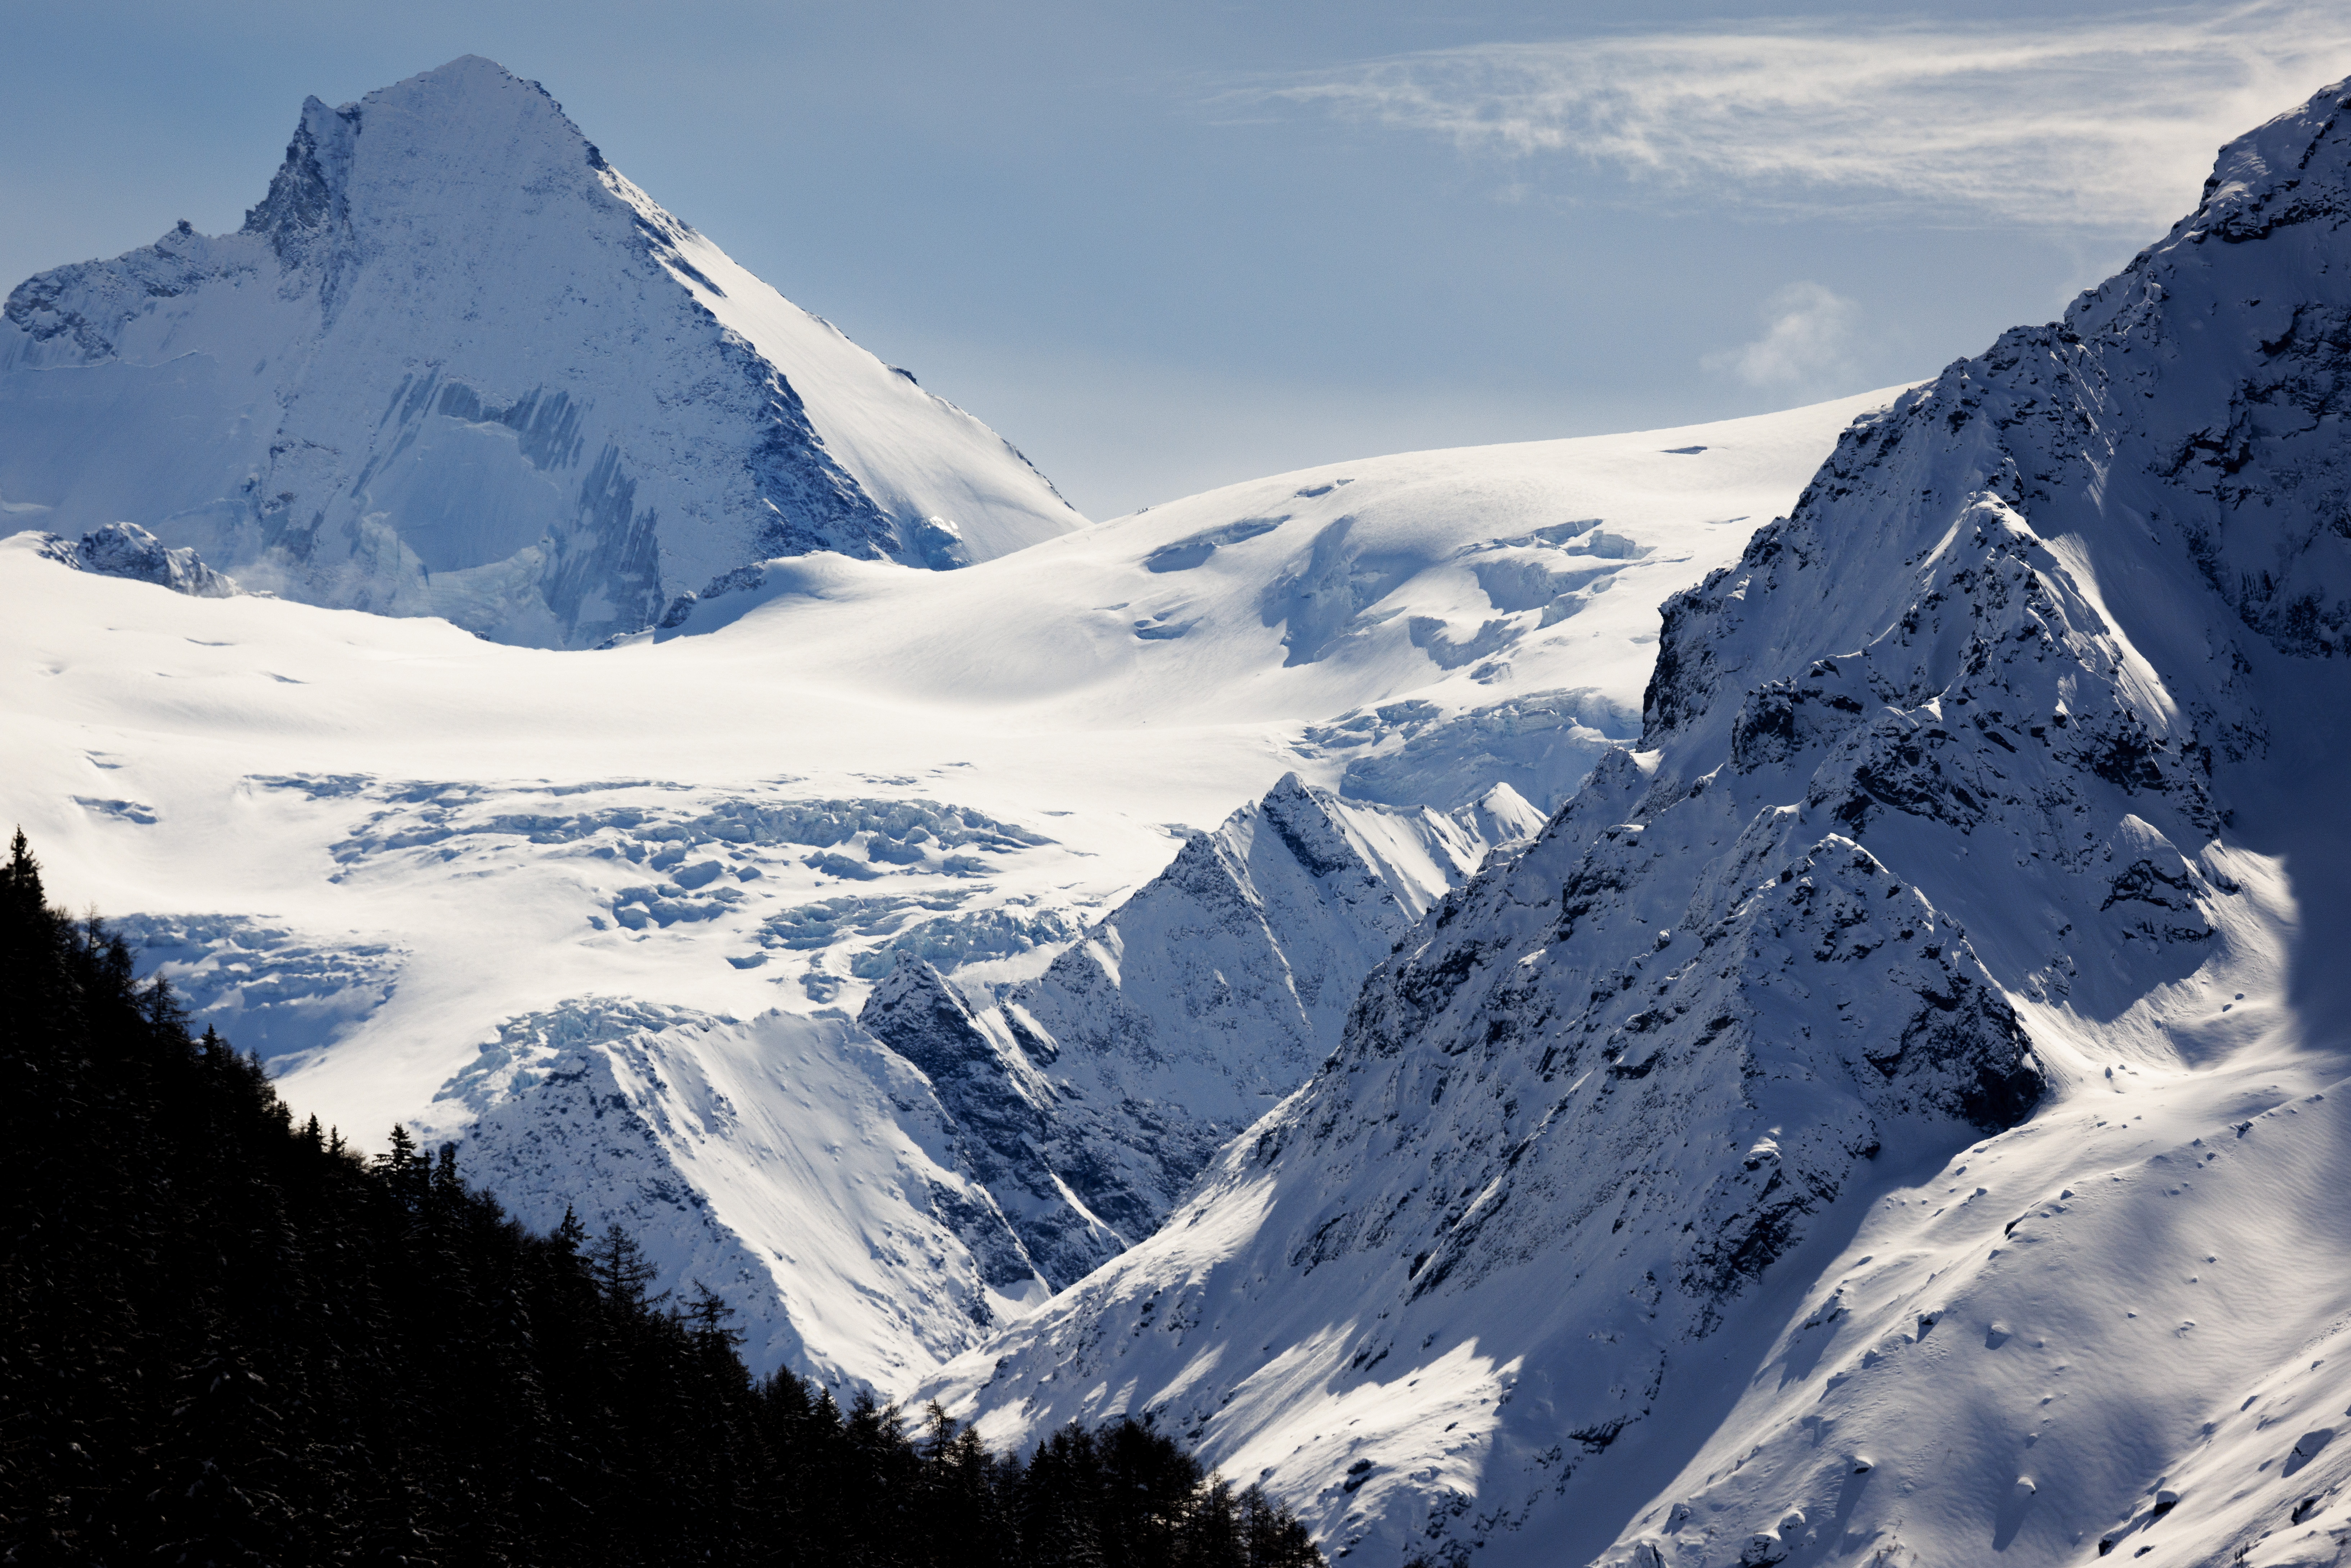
[
  {"left": 647, "top": 388, "right": 1897, "bottom": 812},
  {"left": 0, "top": 389, "right": 1879, "bottom": 1395},
  {"left": 0, "top": 57, "right": 1083, "bottom": 648},
  {"left": 916, "top": 76, "right": 2351, "bottom": 1568}
]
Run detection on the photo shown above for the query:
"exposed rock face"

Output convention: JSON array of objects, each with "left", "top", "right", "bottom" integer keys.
[
  {"left": 0, "top": 57, "right": 1081, "bottom": 648},
  {"left": 917, "top": 76, "right": 2351, "bottom": 1568},
  {"left": 29, "top": 523, "right": 242, "bottom": 598},
  {"left": 857, "top": 955, "right": 1120, "bottom": 1295}
]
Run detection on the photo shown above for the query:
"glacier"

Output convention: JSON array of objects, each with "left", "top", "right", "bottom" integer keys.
[
  {"left": 914, "top": 74, "right": 2351, "bottom": 1568},
  {"left": 0, "top": 383, "right": 1875, "bottom": 1395},
  {"left": 0, "top": 56, "right": 1083, "bottom": 648}
]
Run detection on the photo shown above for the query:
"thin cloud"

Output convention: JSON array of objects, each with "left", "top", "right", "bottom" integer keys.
[
  {"left": 1245, "top": 4, "right": 2351, "bottom": 230},
  {"left": 1703, "top": 281, "right": 1861, "bottom": 391}
]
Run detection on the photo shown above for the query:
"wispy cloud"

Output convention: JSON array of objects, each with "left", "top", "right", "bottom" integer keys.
[
  {"left": 1703, "top": 282, "right": 1861, "bottom": 391},
  {"left": 1244, "top": 4, "right": 2351, "bottom": 230}
]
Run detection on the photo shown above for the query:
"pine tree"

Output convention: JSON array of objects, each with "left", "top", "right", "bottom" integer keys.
[
  {"left": 686, "top": 1280, "right": 746, "bottom": 1352},
  {"left": 590, "top": 1220, "right": 661, "bottom": 1308}
]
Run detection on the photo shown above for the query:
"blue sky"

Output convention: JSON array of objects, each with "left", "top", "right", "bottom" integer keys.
[{"left": 5, "top": 1, "right": 2347, "bottom": 518}]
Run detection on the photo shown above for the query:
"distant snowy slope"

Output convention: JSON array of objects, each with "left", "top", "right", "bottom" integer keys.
[
  {"left": 918, "top": 76, "right": 2351, "bottom": 1568},
  {"left": 0, "top": 57, "right": 1081, "bottom": 648},
  {"left": 446, "top": 999, "right": 1061, "bottom": 1390},
  {"left": 0, "top": 391, "right": 1880, "bottom": 1394},
  {"left": 656, "top": 387, "right": 1904, "bottom": 810}
]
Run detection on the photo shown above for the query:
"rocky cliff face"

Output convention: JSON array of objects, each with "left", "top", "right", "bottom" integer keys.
[
  {"left": 0, "top": 57, "right": 1081, "bottom": 648},
  {"left": 856, "top": 956, "right": 1121, "bottom": 1298},
  {"left": 918, "top": 78, "right": 2351, "bottom": 1568}
]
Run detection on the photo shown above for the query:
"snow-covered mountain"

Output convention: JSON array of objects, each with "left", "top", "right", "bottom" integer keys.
[
  {"left": 916, "top": 77, "right": 2351, "bottom": 1568},
  {"left": 860, "top": 774, "right": 1546, "bottom": 1288},
  {"left": 0, "top": 57, "right": 1082, "bottom": 648},
  {"left": 403, "top": 773, "right": 1534, "bottom": 1388},
  {"left": 0, "top": 389, "right": 1877, "bottom": 1395}
]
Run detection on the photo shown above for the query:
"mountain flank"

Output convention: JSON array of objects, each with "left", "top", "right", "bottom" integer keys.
[{"left": 918, "top": 74, "right": 2351, "bottom": 1568}]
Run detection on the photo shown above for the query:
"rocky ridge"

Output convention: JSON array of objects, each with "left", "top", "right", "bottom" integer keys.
[
  {"left": 916, "top": 77, "right": 2351, "bottom": 1568},
  {"left": 856, "top": 774, "right": 1545, "bottom": 1296},
  {"left": 31, "top": 523, "right": 243, "bottom": 598}
]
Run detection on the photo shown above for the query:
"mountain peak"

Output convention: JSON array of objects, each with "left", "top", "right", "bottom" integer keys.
[
  {"left": 920, "top": 78, "right": 2351, "bottom": 1568},
  {"left": 242, "top": 54, "right": 603, "bottom": 270},
  {"left": 2192, "top": 73, "right": 2351, "bottom": 240},
  {"left": 424, "top": 52, "right": 530, "bottom": 82},
  {"left": 1, "top": 60, "right": 1083, "bottom": 647}
]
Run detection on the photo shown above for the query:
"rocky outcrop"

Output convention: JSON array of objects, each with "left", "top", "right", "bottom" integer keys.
[{"left": 29, "top": 522, "right": 242, "bottom": 597}]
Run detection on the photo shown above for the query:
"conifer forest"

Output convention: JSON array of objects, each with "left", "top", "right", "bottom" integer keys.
[{"left": 0, "top": 831, "right": 1324, "bottom": 1566}]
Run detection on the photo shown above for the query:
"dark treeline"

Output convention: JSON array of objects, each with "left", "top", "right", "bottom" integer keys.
[{"left": 0, "top": 831, "right": 1322, "bottom": 1567}]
